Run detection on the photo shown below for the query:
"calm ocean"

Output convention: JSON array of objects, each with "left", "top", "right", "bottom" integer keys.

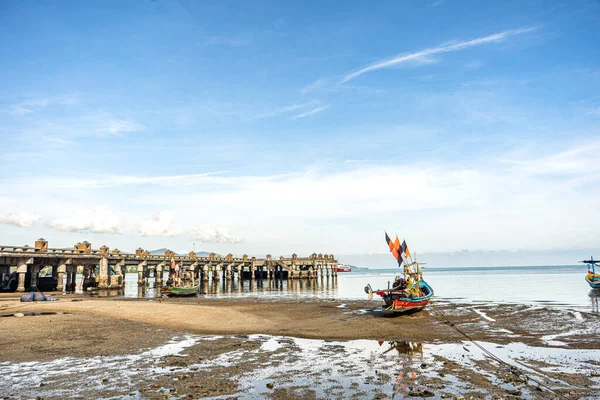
[{"left": 111, "top": 264, "right": 599, "bottom": 313}]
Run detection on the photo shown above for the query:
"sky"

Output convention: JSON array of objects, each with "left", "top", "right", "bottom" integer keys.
[{"left": 0, "top": 0, "right": 599, "bottom": 266}]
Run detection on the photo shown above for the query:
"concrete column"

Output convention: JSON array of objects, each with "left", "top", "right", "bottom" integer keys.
[
  {"left": 212, "top": 264, "right": 221, "bottom": 281},
  {"left": 298, "top": 268, "right": 303, "bottom": 279},
  {"left": 98, "top": 257, "right": 109, "bottom": 289},
  {"left": 16, "top": 259, "right": 30, "bottom": 292},
  {"left": 202, "top": 264, "right": 209, "bottom": 282},
  {"left": 249, "top": 262, "right": 255, "bottom": 280},
  {"left": 110, "top": 260, "right": 125, "bottom": 289},
  {"left": 57, "top": 264, "right": 66, "bottom": 292},
  {"left": 226, "top": 264, "right": 232, "bottom": 280},
  {"left": 65, "top": 266, "right": 73, "bottom": 292},
  {"left": 75, "top": 265, "right": 84, "bottom": 291},
  {"left": 29, "top": 264, "right": 39, "bottom": 290},
  {"left": 156, "top": 263, "right": 164, "bottom": 287},
  {"left": 137, "top": 262, "right": 146, "bottom": 286},
  {"left": 237, "top": 264, "right": 244, "bottom": 280}
]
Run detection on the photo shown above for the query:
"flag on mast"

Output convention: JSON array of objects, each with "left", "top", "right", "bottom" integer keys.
[
  {"left": 394, "top": 235, "right": 401, "bottom": 252},
  {"left": 385, "top": 232, "right": 401, "bottom": 264},
  {"left": 401, "top": 240, "right": 410, "bottom": 259}
]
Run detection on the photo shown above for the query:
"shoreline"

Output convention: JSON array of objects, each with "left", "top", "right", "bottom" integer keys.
[
  {"left": 2, "top": 296, "right": 599, "bottom": 361},
  {"left": 2, "top": 297, "right": 599, "bottom": 399}
]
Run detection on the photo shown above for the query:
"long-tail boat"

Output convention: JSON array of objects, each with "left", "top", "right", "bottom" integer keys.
[
  {"left": 364, "top": 233, "right": 434, "bottom": 315},
  {"left": 163, "top": 284, "right": 199, "bottom": 297},
  {"left": 582, "top": 256, "right": 600, "bottom": 289}
]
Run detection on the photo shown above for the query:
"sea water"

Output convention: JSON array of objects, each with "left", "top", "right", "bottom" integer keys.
[{"left": 104, "top": 265, "right": 599, "bottom": 312}]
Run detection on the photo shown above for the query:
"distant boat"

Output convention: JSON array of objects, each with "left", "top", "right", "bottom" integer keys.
[
  {"left": 582, "top": 257, "right": 600, "bottom": 289},
  {"left": 334, "top": 264, "right": 352, "bottom": 273},
  {"left": 364, "top": 234, "right": 434, "bottom": 315}
]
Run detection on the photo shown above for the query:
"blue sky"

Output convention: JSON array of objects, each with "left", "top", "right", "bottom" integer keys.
[{"left": 1, "top": 0, "right": 599, "bottom": 264}]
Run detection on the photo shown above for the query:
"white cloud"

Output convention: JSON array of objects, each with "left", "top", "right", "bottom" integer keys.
[
  {"left": 586, "top": 106, "right": 600, "bottom": 117},
  {"left": 290, "top": 106, "right": 329, "bottom": 120},
  {"left": 188, "top": 226, "right": 242, "bottom": 244},
  {"left": 138, "top": 210, "right": 184, "bottom": 237},
  {"left": 50, "top": 205, "right": 122, "bottom": 233},
  {"left": 99, "top": 119, "right": 144, "bottom": 136},
  {"left": 2, "top": 105, "right": 34, "bottom": 116},
  {"left": 52, "top": 172, "right": 227, "bottom": 189},
  {"left": 256, "top": 102, "right": 317, "bottom": 119},
  {"left": 3, "top": 140, "right": 600, "bottom": 255},
  {"left": 1, "top": 94, "right": 80, "bottom": 115},
  {"left": 0, "top": 212, "right": 43, "bottom": 227},
  {"left": 341, "top": 26, "right": 539, "bottom": 83},
  {"left": 300, "top": 79, "right": 326, "bottom": 94}
]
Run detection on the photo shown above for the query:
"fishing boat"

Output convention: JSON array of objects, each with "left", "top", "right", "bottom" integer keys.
[
  {"left": 334, "top": 264, "right": 352, "bottom": 273},
  {"left": 582, "top": 256, "right": 600, "bottom": 289},
  {"left": 364, "top": 233, "right": 434, "bottom": 315},
  {"left": 163, "top": 284, "right": 199, "bottom": 297}
]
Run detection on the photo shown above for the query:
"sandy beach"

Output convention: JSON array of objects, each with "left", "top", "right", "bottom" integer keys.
[{"left": 1, "top": 295, "right": 599, "bottom": 399}]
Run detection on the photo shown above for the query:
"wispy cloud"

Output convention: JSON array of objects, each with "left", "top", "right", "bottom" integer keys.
[
  {"left": 256, "top": 102, "right": 317, "bottom": 119},
  {"left": 99, "top": 119, "right": 144, "bottom": 136},
  {"left": 51, "top": 172, "right": 227, "bottom": 189},
  {"left": 204, "top": 34, "right": 251, "bottom": 46},
  {"left": 290, "top": 105, "right": 329, "bottom": 120},
  {"left": 465, "top": 60, "right": 484, "bottom": 69},
  {"left": 1, "top": 93, "right": 80, "bottom": 116},
  {"left": 300, "top": 79, "right": 326, "bottom": 94},
  {"left": 428, "top": 0, "right": 445, "bottom": 7},
  {"left": 340, "top": 26, "right": 539, "bottom": 83},
  {"left": 586, "top": 106, "right": 600, "bottom": 117}
]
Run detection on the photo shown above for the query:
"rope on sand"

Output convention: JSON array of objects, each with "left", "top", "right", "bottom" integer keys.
[{"left": 429, "top": 301, "right": 574, "bottom": 400}]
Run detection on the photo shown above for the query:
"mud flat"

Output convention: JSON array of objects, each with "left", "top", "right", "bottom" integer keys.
[{"left": 1, "top": 297, "right": 599, "bottom": 399}]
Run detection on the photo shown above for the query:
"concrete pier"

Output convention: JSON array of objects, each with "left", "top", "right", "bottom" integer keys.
[{"left": 0, "top": 239, "right": 338, "bottom": 293}]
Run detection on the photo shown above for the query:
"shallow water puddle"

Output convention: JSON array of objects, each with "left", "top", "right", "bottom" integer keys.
[{"left": 1, "top": 335, "right": 599, "bottom": 399}]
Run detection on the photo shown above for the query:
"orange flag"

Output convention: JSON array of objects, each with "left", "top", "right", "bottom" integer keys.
[{"left": 394, "top": 235, "right": 400, "bottom": 252}]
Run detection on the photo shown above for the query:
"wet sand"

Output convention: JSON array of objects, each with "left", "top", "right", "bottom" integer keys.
[{"left": 1, "top": 296, "right": 599, "bottom": 399}]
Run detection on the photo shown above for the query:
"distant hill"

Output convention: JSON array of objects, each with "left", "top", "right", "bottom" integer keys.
[
  {"left": 149, "top": 248, "right": 216, "bottom": 257},
  {"left": 349, "top": 264, "right": 368, "bottom": 271}
]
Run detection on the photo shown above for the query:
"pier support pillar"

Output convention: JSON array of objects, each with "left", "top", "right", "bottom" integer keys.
[
  {"left": 156, "top": 263, "right": 164, "bottom": 287},
  {"left": 226, "top": 264, "right": 232, "bottom": 280},
  {"left": 202, "top": 265, "right": 209, "bottom": 282},
  {"left": 75, "top": 265, "right": 84, "bottom": 291},
  {"left": 110, "top": 260, "right": 125, "bottom": 289},
  {"left": 237, "top": 264, "right": 244, "bottom": 280},
  {"left": 16, "top": 259, "right": 30, "bottom": 292},
  {"left": 137, "top": 261, "right": 147, "bottom": 286},
  {"left": 98, "top": 257, "right": 109, "bottom": 289},
  {"left": 65, "top": 266, "right": 73, "bottom": 292},
  {"left": 250, "top": 262, "right": 255, "bottom": 280},
  {"left": 57, "top": 264, "right": 66, "bottom": 292}
]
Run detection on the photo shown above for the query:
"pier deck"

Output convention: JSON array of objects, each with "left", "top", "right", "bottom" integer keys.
[{"left": 0, "top": 239, "right": 338, "bottom": 292}]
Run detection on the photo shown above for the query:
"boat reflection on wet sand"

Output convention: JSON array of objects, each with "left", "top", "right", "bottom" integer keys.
[
  {"left": 4, "top": 334, "right": 599, "bottom": 399},
  {"left": 590, "top": 289, "right": 600, "bottom": 313}
]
